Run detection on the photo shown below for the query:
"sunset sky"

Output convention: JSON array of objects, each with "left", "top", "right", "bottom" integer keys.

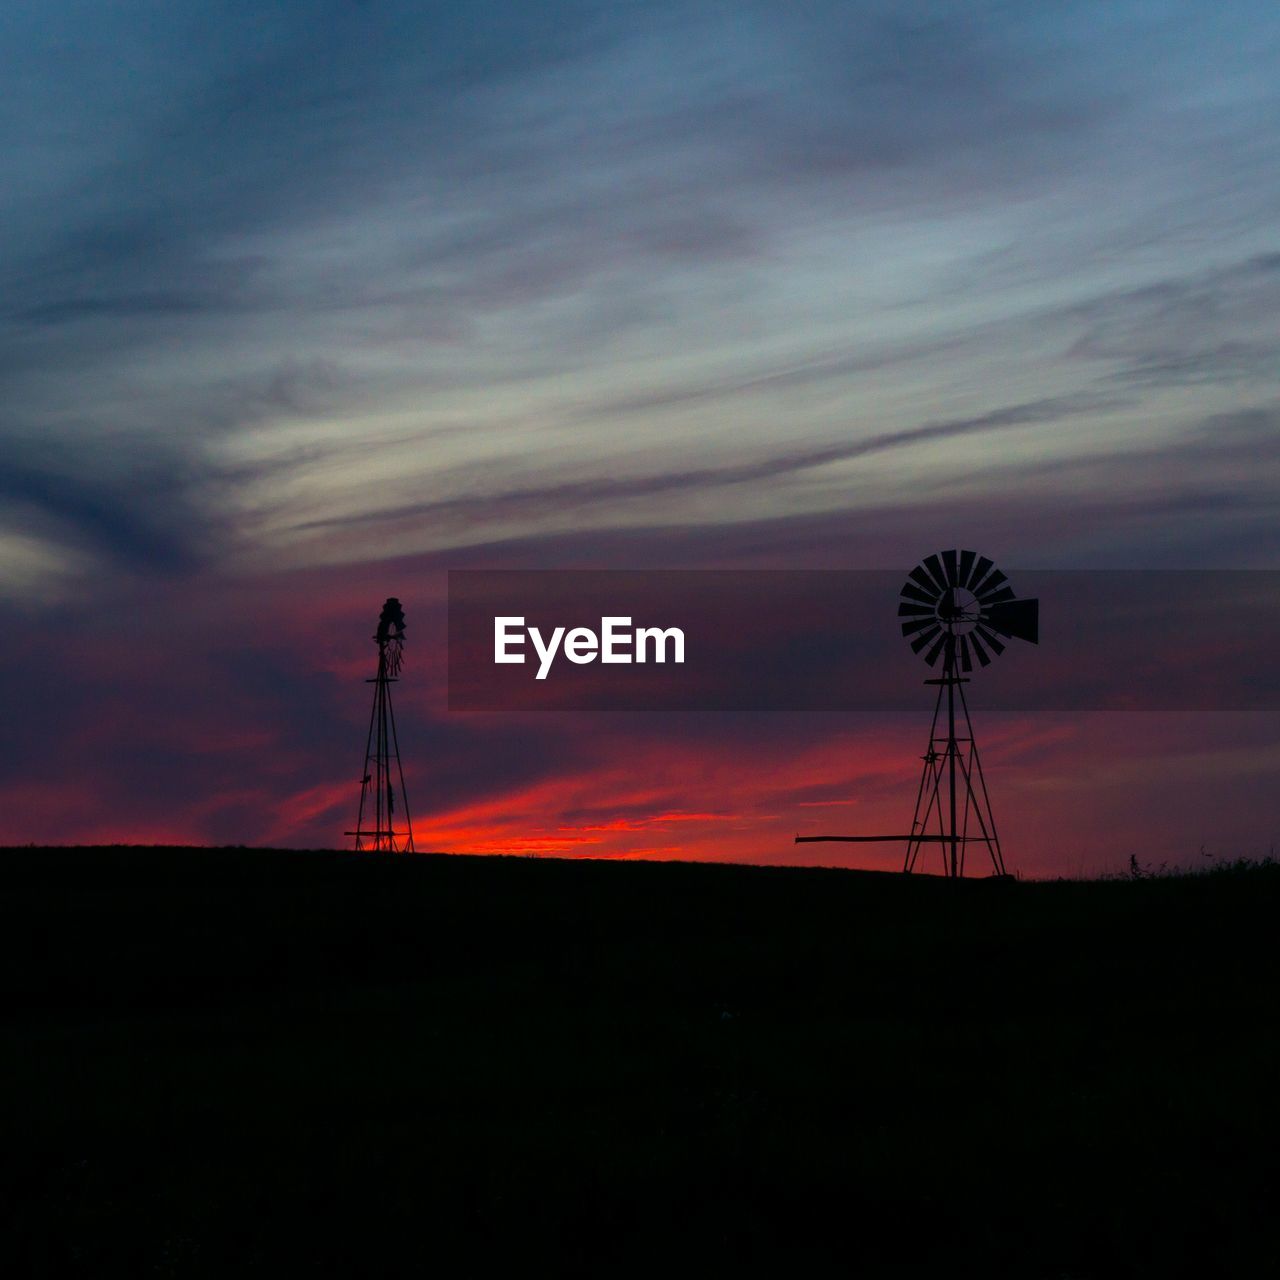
[{"left": 2, "top": 1, "right": 1278, "bottom": 874}]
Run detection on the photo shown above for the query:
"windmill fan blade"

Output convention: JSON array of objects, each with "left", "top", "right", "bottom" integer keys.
[
  {"left": 901, "top": 615, "right": 939, "bottom": 637},
  {"left": 957, "top": 549, "right": 977, "bottom": 587},
  {"left": 959, "top": 635, "right": 973, "bottom": 672},
  {"left": 975, "top": 625, "right": 1005, "bottom": 656},
  {"left": 974, "top": 568, "right": 1008, "bottom": 598},
  {"left": 968, "top": 631, "right": 992, "bottom": 666},
  {"left": 942, "top": 549, "right": 959, "bottom": 586},
  {"left": 908, "top": 567, "right": 942, "bottom": 598},
  {"left": 910, "top": 624, "right": 942, "bottom": 653},
  {"left": 969, "top": 555, "right": 993, "bottom": 590},
  {"left": 898, "top": 602, "right": 936, "bottom": 617},
  {"left": 900, "top": 582, "right": 936, "bottom": 606},
  {"left": 978, "top": 585, "right": 1016, "bottom": 606},
  {"left": 983, "top": 597, "right": 1039, "bottom": 644},
  {"left": 922, "top": 554, "right": 949, "bottom": 592},
  {"left": 924, "top": 632, "right": 949, "bottom": 666}
]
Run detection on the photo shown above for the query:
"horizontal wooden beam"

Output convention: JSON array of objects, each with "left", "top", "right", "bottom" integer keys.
[{"left": 795, "top": 834, "right": 989, "bottom": 844}]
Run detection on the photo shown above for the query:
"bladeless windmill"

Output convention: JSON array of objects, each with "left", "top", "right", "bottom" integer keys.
[
  {"left": 347, "top": 597, "right": 415, "bottom": 852},
  {"left": 796, "top": 551, "right": 1038, "bottom": 877}
]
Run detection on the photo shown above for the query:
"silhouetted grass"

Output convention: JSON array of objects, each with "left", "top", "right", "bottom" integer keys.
[{"left": 1, "top": 847, "right": 1276, "bottom": 1276}]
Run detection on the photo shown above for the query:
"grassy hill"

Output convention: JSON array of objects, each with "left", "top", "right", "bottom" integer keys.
[{"left": 1, "top": 847, "right": 1276, "bottom": 1276}]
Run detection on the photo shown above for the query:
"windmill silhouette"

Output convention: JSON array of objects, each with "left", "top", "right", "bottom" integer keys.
[
  {"left": 797, "top": 551, "right": 1038, "bottom": 877},
  {"left": 346, "top": 598, "right": 415, "bottom": 853}
]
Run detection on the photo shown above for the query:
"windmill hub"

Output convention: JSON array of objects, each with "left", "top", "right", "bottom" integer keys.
[{"left": 938, "top": 586, "right": 979, "bottom": 633}]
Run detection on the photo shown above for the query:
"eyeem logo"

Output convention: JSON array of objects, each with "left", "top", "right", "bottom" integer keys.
[{"left": 495, "top": 616, "right": 686, "bottom": 680}]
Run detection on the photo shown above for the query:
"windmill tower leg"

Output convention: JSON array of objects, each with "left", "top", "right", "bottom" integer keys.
[
  {"left": 354, "top": 652, "right": 381, "bottom": 850},
  {"left": 906, "top": 677, "right": 947, "bottom": 873},
  {"left": 947, "top": 662, "right": 959, "bottom": 878},
  {"left": 955, "top": 677, "right": 1006, "bottom": 876},
  {"left": 385, "top": 665, "right": 414, "bottom": 853}
]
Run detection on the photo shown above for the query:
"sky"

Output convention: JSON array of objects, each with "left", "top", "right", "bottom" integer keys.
[{"left": 1, "top": 0, "right": 1278, "bottom": 874}]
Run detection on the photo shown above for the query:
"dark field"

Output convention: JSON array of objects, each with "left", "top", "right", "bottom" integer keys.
[{"left": 1, "top": 848, "right": 1276, "bottom": 1276}]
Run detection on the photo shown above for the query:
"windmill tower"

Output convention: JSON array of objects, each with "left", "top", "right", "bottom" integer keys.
[
  {"left": 797, "top": 550, "right": 1038, "bottom": 877},
  {"left": 347, "top": 597, "right": 415, "bottom": 852}
]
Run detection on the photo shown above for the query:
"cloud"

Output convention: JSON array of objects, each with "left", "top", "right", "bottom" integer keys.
[
  {"left": 0, "top": 2, "right": 1169, "bottom": 362},
  {"left": 287, "top": 392, "right": 1129, "bottom": 541},
  {"left": 1064, "top": 253, "right": 1280, "bottom": 387},
  {"left": 0, "top": 437, "right": 217, "bottom": 576},
  {"left": 2, "top": 2, "right": 1275, "bottom": 581}
]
